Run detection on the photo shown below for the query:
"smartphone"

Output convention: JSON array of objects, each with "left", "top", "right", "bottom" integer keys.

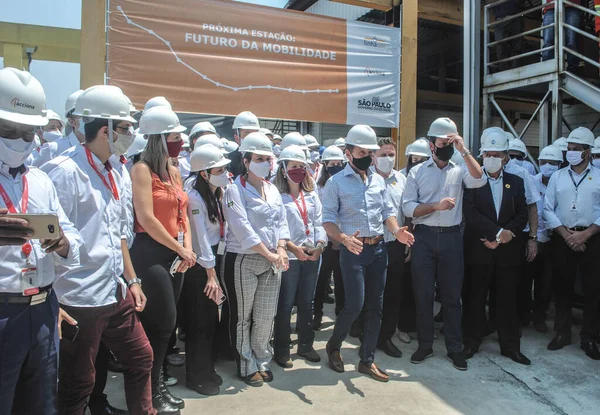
[
  {"left": 61, "top": 320, "right": 79, "bottom": 342},
  {"left": 170, "top": 257, "right": 183, "bottom": 276},
  {"left": 7, "top": 214, "right": 59, "bottom": 240},
  {"left": 213, "top": 286, "right": 226, "bottom": 306}
]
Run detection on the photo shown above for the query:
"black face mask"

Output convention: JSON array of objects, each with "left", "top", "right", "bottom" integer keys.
[
  {"left": 349, "top": 152, "right": 372, "bottom": 171},
  {"left": 326, "top": 165, "right": 343, "bottom": 176},
  {"left": 434, "top": 144, "right": 454, "bottom": 162}
]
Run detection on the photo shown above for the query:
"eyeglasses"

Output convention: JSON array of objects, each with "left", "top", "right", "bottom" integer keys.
[
  {"left": 509, "top": 154, "right": 524, "bottom": 161},
  {"left": 115, "top": 125, "right": 134, "bottom": 136}
]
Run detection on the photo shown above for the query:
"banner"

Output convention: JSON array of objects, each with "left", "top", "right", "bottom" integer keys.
[{"left": 108, "top": 0, "right": 401, "bottom": 127}]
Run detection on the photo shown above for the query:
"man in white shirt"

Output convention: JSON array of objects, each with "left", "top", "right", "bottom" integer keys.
[
  {"left": 402, "top": 117, "right": 486, "bottom": 371},
  {"left": 508, "top": 137, "right": 537, "bottom": 176},
  {"left": 0, "top": 68, "right": 82, "bottom": 415},
  {"left": 543, "top": 127, "right": 600, "bottom": 360},
  {"left": 41, "top": 85, "right": 156, "bottom": 413}
]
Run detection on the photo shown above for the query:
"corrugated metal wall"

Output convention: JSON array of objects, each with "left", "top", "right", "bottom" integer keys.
[{"left": 305, "top": 0, "right": 371, "bottom": 20}]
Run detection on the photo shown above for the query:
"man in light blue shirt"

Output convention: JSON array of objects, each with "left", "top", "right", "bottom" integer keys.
[{"left": 322, "top": 125, "right": 414, "bottom": 382}]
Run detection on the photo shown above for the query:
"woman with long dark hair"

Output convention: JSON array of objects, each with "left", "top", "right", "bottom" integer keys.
[{"left": 130, "top": 106, "right": 195, "bottom": 415}]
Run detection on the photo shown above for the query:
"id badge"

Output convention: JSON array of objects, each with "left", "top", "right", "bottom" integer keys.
[
  {"left": 21, "top": 267, "right": 39, "bottom": 296},
  {"left": 217, "top": 240, "right": 225, "bottom": 256},
  {"left": 570, "top": 199, "right": 578, "bottom": 212},
  {"left": 177, "top": 231, "right": 184, "bottom": 246}
]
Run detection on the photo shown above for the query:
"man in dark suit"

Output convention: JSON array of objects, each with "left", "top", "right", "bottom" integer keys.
[{"left": 462, "top": 131, "right": 531, "bottom": 365}]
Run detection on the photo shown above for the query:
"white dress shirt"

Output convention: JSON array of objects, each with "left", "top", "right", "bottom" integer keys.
[
  {"left": 485, "top": 170, "right": 504, "bottom": 220},
  {"left": 223, "top": 176, "right": 290, "bottom": 255},
  {"left": 373, "top": 168, "right": 407, "bottom": 242},
  {"left": 505, "top": 159, "right": 541, "bottom": 234},
  {"left": 0, "top": 164, "right": 82, "bottom": 293},
  {"left": 184, "top": 178, "right": 227, "bottom": 269},
  {"left": 544, "top": 163, "right": 600, "bottom": 230},
  {"left": 533, "top": 173, "right": 551, "bottom": 243},
  {"left": 399, "top": 167, "right": 408, "bottom": 177},
  {"left": 281, "top": 190, "right": 326, "bottom": 259},
  {"left": 112, "top": 155, "right": 135, "bottom": 249},
  {"left": 402, "top": 158, "right": 487, "bottom": 227},
  {"left": 33, "top": 132, "right": 81, "bottom": 168},
  {"left": 41, "top": 144, "right": 129, "bottom": 307}
]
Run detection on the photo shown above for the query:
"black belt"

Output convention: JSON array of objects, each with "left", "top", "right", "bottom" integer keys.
[
  {"left": 358, "top": 235, "right": 383, "bottom": 245},
  {"left": 569, "top": 226, "right": 589, "bottom": 232},
  {"left": 415, "top": 224, "right": 460, "bottom": 234},
  {"left": 0, "top": 284, "right": 53, "bottom": 305}
]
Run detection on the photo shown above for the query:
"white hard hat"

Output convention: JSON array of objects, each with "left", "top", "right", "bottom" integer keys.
[
  {"left": 65, "top": 89, "right": 84, "bottom": 117},
  {"left": 481, "top": 126, "right": 505, "bottom": 142},
  {"left": 144, "top": 96, "right": 172, "bottom": 112},
  {"left": 194, "top": 133, "right": 225, "bottom": 152},
  {"left": 553, "top": 137, "right": 568, "bottom": 152},
  {"left": 279, "top": 145, "right": 308, "bottom": 165},
  {"left": 45, "top": 109, "right": 63, "bottom": 125},
  {"left": 181, "top": 133, "right": 190, "bottom": 148},
  {"left": 408, "top": 138, "right": 432, "bottom": 157},
  {"left": 239, "top": 132, "right": 274, "bottom": 156},
  {"left": 505, "top": 131, "right": 517, "bottom": 141},
  {"left": 126, "top": 133, "right": 148, "bottom": 157},
  {"left": 539, "top": 145, "right": 564, "bottom": 161},
  {"left": 190, "top": 143, "right": 231, "bottom": 172},
  {"left": 272, "top": 134, "right": 282, "bottom": 142},
  {"left": 346, "top": 124, "right": 379, "bottom": 150},
  {"left": 567, "top": 127, "right": 595, "bottom": 147},
  {"left": 73, "top": 85, "right": 136, "bottom": 123},
  {"left": 427, "top": 118, "right": 458, "bottom": 139},
  {"left": 138, "top": 106, "right": 186, "bottom": 135},
  {"left": 0, "top": 68, "right": 48, "bottom": 126},
  {"left": 508, "top": 138, "right": 528, "bottom": 154},
  {"left": 334, "top": 137, "right": 346, "bottom": 148},
  {"left": 480, "top": 130, "right": 510, "bottom": 153},
  {"left": 304, "top": 134, "right": 320, "bottom": 149},
  {"left": 221, "top": 138, "right": 239, "bottom": 153},
  {"left": 281, "top": 132, "right": 309, "bottom": 151},
  {"left": 125, "top": 96, "right": 137, "bottom": 113},
  {"left": 321, "top": 145, "right": 345, "bottom": 161},
  {"left": 593, "top": 137, "right": 600, "bottom": 155},
  {"left": 233, "top": 111, "right": 260, "bottom": 131},
  {"left": 259, "top": 128, "right": 273, "bottom": 137},
  {"left": 190, "top": 121, "right": 217, "bottom": 138}
]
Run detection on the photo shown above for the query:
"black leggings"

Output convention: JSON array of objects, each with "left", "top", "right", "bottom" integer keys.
[{"left": 130, "top": 233, "right": 184, "bottom": 391}]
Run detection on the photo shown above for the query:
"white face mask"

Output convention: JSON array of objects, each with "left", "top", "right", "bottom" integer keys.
[
  {"left": 540, "top": 163, "right": 559, "bottom": 177},
  {"left": 483, "top": 156, "right": 503, "bottom": 174},
  {"left": 592, "top": 159, "right": 600, "bottom": 169},
  {"left": 566, "top": 150, "right": 584, "bottom": 166},
  {"left": 43, "top": 130, "right": 63, "bottom": 143},
  {"left": 0, "top": 137, "right": 37, "bottom": 168},
  {"left": 310, "top": 150, "right": 320, "bottom": 163},
  {"left": 512, "top": 158, "right": 523, "bottom": 167},
  {"left": 113, "top": 129, "right": 135, "bottom": 157},
  {"left": 249, "top": 160, "right": 271, "bottom": 178},
  {"left": 208, "top": 171, "right": 230, "bottom": 187},
  {"left": 375, "top": 156, "right": 395, "bottom": 173}
]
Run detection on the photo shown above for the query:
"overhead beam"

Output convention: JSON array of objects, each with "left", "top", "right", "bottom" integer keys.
[
  {"left": 2, "top": 43, "right": 25, "bottom": 70},
  {"left": 330, "top": 0, "right": 394, "bottom": 12},
  {"left": 419, "top": 0, "right": 463, "bottom": 25},
  {"left": 399, "top": 0, "right": 418, "bottom": 168},
  {"left": 417, "top": 90, "right": 538, "bottom": 113},
  {"left": 0, "top": 22, "right": 80, "bottom": 50},
  {"left": 80, "top": 0, "right": 106, "bottom": 88}
]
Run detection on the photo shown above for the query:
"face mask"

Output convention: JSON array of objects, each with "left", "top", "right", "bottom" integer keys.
[
  {"left": 327, "top": 165, "right": 343, "bottom": 176},
  {"left": 511, "top": 158, "right": 524, "bottom": 166},
  {"left": 208, "top": 171, "right": 230, "bottom": 187},
  {"left": 285, "top": 166, "right": 307, "bottom": 184},
  {"left": 566, "top": 150, "right": 584, "bottom": 166},
  {"left": 113, "top": 131, "right": 135, "bottom": 156},
  {"left": 483, "top": 156, "right": 503, "bottom": 174},
  {"left": 43, "top": 130, "right": 63, "bottom": 143},
  {"left": 540, "top": 163, "right": 559, "bottom": 177},
  {"left": 249, "top": 160, "right": 271, "bottom": 178},
  {"left": 0, "top": 137, "right": 37, "bottom": 168},
  {"left": 350, "top": 153, "right": 372, "bottom": 172},
  {"left": 592, "top": 159, "right": 600, "bottom": 169},
  {"left": 376, "top": 156, "right": 395, "bottom": 173},
  {"left": 434, "top": 144, "right": 454, "bottom": 162},
  {"left": 310, "top": 150, "right": 320, "bottom": 163},
  {"left": 78, "top": 119, "right": 87, "bottom": 137},
  {"left": 167, "top": 140, "right": 184, "bottom": 158}
]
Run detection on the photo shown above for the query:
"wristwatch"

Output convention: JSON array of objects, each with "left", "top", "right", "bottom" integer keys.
[
  {"left": 495, "top": 228, "right": 503, "bottom": 244},
  {"left": 462, "top": 150, "right": 472, "bottom": 157},
  {"left": 127, "top": 278, "right": 142, "bottom": 288},
  {"left": 528, "top": 235, "right": 538, "bottom": 241}
]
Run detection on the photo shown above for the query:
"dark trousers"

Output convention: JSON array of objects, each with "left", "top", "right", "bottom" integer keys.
[
  {"left": 518, "top": 241, "right": 552, "bottom": 324},
  {"left": 0, "top": 290, "right": 59, "bottom": 415},
  {"left": 314, "top": 243, "right": 344, "bottom": 316},
  {"left": 59, "top": 289, "right": 154, "bottom": 415},
  {"left": 274, "top": 259, "right": 319, "bottom": 358},
  {"left": 550, "top": 233, "right": 600, "bottom": 342},
  {"left": 495, "top": 16, "right": 524, "bottom": 68},
  {"left": 130, "top": 233, "right": 184, "bottom": 392},
  {"left": 464, "top": 262, "right": 521, "bottom": 352},
  {"left": 412, "top": 226, "right": 464, "bottom": 353},
  {"left": 89, "top": 343, "right": 111, "bottom": 406},
  {"left": 221, "top": 251, "right": 241, "bottom": 374},
  {"left": 542, "top": 9, "right": 582, "bottom": 70},
  {"left": 379, "top": 240, "right": 406, "bottom": 342},
  {"left": 329, "top": 241, "right": 387, "bottom": 364},
  {"left": 397, "top": 262, "right": 417, "bottom": 333},
  {"left": 181, "top": 256, "right": 219, "bottom": 384}
]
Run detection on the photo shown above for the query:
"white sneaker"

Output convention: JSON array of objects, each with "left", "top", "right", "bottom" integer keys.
[
  {"left": 166, "top": 354, "right": 185, "bottom": 366},
  {"left": 398, "top": 331, "right": 411, "bottom": 344}
]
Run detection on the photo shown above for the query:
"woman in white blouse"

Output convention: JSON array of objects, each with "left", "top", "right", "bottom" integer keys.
[
  {"left": 273, "top": 145, "right": 326, "bottom": 368},
  {"left": 222, "top": 132, "right": 289, "bottom": 387},
  {"left": 182, "top": 143, "right": 230, "bottom": 396}
]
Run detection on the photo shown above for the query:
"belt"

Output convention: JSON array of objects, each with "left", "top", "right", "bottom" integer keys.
[
  {"left": 569, "top": 226, "right": 589, "bottom": 232},
  {"left": 0, "top": 284, "right": 53, "bottom": 306},
  {"left": 415, "top": 224, "right": 460, "bottom": 234},
  {"left": 358, "top": 235, "right": 383, "bottom": 245}
]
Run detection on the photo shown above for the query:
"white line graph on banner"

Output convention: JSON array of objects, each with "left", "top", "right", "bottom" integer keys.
[{"left": 115, "top": 6, "right": 339, "bottom": 95}]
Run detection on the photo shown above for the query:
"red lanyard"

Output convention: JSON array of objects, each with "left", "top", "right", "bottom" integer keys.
[
  {"left": 0, "top": 174, "right": 32, "bottom": 258},
  {"left": 86, "top": 147, "right": 119, "bottom": 200},
  {"left": 175, "top": 192, "right": 184, "bottom": 232},
  {"left": 293, "top": 190, "right": 310, "bottom": 236}
]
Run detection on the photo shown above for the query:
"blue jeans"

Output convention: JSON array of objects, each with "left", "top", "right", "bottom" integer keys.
[
  {"left": 329, "top": 241, "right": 388, "bottom": 365},
  {"left": 542, "top": 8, "right": 582, "bottom": 70},
  {"left": 274, "top": 259, "right": 319, "bottom": 358},
  {"left": 0, "top": 291, "right": 59, "bottom": 414}
]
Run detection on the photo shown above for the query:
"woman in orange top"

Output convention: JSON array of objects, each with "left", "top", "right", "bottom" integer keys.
[{"left": 130, "top": 105, "right": 195, "bottom": 415}]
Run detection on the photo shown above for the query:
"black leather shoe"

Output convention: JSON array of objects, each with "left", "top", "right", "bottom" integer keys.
[
  {"left": 88, "top": 398, "right": 129, "bottom": 415},
  {"left": 377, "top": 339, "right": 403, "bottom": 358},
  {"left": 326, "top": 341, "right": 345, "bottom": 373},
  {"left": 275, "top": 356, "right": 293, "bottom": 368},
  {"left": 159, "top": 370, "right": 185, "bottom": 409},
  {"left": 547, "top": 335, "right": 571, "bottom": 351},
  {"left": 581, "top": 341, "right": 600, "bottom": 360},
  {"left": 259, "top": 370, "right": 274, "bottom": 383},
  {"left": 533, "top": 321, "right": 549, "bottom": 334},
  {"left": 501, "top": 350, "right": 531, "bottom": 365},
  {"left": 298, "top": 348, "right": 321, "bottom": 362},
  {"left": 324, "top": 295, "right": 335, "bottom": 304},
  {"left": 152, "top": 392, "right": 180, "bottom": 415},
  {"left": 462, "top": 346, "right": 478, "bottom": 360},
  {"left": 186, "top": 380, "right": 220, "bottom": 396},
  {"left": 313, "top": 312, "right": 323, "bottom": 330},
  {"left": 447, "top": 352, "right": 468, "bottom": 371},
  {"left": 212, "top": 371, "right": 223, "bottom": 386},
  {"left": 410, "top": 349, "right": 433, "bottom": 364}
]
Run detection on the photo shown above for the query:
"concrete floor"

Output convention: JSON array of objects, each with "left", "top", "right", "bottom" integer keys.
[{"left": 105, "top": 305, "right": 600, "bottom": 415}]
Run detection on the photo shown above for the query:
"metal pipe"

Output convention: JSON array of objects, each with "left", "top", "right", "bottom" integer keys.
[
  {"left": 519, "top": 90, "right": 552, "bottom": 141},
  {"left": 564, "top": 0, "right": 600, "bottom": 18},
  {"left": 562, "top": 116, "right": 573, "bottom": 132},
  {"left": 563, "top": 46, "right": 600, "bottom": 70},
  {"left": 487, "top": 45, "right": 554, "bottom": 66},
  {"left": 489, "top": 95, "right": 519, "bottom": 137},
  {"left": 557, "top": 0, "right": 563, "bottom": 73},
  {"left": 105, "top": 0, "right": 111, "bottom": 85},
  {"left": 487, "top": 24, "right": 552, "bottom": 47},
  {"left": 591, "top": 117, "right": 600, "bottom": 132},
  {"left": 562, "top": 23, "right": 600, "bottom": 45},
  {"left": 484, "top": 3, "right": 489, "bottom": 77},
  {"left": 487, "top": 2, "right": 554, "bottom": 28}
]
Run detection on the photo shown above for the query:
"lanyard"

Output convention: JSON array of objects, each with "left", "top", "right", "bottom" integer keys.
[
  {"left": 568, "top": 169, "right": 590, "bottom": 192},
  {"left": 0, "top": 175, "right": 33, "bottom": 259},
  {"left": 216, "top": 198, "right": 225, "bottom": 239},
  {"left": 175, "top": 192, "right": 184, "bottom": 232},
  {"left": 293, "top": 190, "right": 310, "bottom": 236},
  {"left": 85, "top": 147, "right": 119, "bottom": 200}
]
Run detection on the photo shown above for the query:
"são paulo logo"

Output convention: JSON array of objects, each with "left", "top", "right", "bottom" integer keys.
[{"left": 357, "top": 96, "right": 392, "bottom": 113}]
